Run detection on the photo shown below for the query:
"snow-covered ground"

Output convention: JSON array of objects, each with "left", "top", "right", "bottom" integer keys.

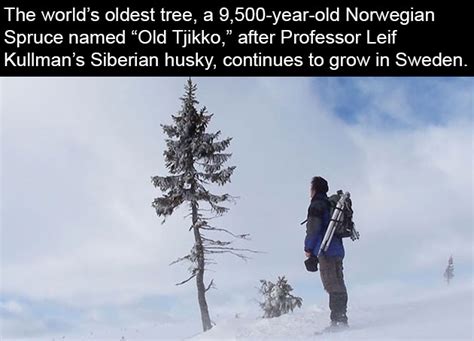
[
  {"left": 192, "top": 287, "right": 473, "bottom": 341},
  {"left": 3, "top": 286, "right": 472, "bottom": 340}
]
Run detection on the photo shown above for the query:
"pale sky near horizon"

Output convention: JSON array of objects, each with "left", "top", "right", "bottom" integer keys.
[{"left": 1, "top": 77, "right": 473, "bottom": 338}]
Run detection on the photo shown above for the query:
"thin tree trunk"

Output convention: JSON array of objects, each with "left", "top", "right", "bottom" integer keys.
[{"left": 192, "top": 200, "right": 212, "bottom": 331}]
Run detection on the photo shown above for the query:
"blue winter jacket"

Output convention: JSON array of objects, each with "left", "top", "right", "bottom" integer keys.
[{"left": 304, "top": 193, "right": 345, "bottom": 258}]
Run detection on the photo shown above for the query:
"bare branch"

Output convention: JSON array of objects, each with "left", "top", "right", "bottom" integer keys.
[
  {"left": 205, "top": 279, "right": 216, "bottom": 292},
  {"left": 206, "top": 250, "right": 251, "bottom": 261},
  {"left": 175, "top": 273, "right": 196, "bottom": 286},
  {"left": 169, "top": 254, "right": 191, "bottom": 266},
  {"left": 197, "top": 214, "right": 222, "bottom": 221},
  {"left": 189, "top": 219, "right": 208, "bottom": 231},
  {"left": 205, "top": 246, "right": 261, "bottom": 254},
  {"left": 201, "top": 226, "right": 251, "bottom": 240},
  {"left": 203, "top": 244, "right": 262, "bottom": 262},
  {"left": 201, "top": 237, "right": 233, "bottom": 247}
]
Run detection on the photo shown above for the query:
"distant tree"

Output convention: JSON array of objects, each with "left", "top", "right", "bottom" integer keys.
[
  {"left": 259, "top": 276, "right": 303, "bottom": 318},
  {"left": 151, "top": 79, "right": 255, "bottom": 331},
  {"left": 444, "top": 255, "right": 454, "bottom": 285}
]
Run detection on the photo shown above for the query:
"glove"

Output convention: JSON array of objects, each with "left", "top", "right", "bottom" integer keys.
[{"left": 304, "top": 256, "right": 319, "bottom": 272}]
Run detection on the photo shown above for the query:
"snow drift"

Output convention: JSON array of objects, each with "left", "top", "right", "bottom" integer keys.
[{"left": 191, "top": 287, "right": 472, "bottom": 340}]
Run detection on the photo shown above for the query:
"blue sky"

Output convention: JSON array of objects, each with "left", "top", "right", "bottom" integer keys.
[
  {"left": 1, "top": 77, "right": 472, "bottom": 339},
  {"left": 315, "top": 78, "right": 472, "bottom": 127}
]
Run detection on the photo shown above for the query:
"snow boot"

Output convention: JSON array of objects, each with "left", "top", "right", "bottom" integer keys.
[
  {"left": 317, "top": 320, "right": 349, "bottom": 334},
  {"left": 329, "top": 292, "right": 348, "bottom": 325}
]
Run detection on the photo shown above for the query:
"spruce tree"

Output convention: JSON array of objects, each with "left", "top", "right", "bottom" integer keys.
[
  {"left": 444, "top": 255, "right": 454, "bottom": 285},
  {"left": 151, "top": 79, "right": 254, "bottom": 331},
  {"left": 259, "top": 276, "right": 303, "bottom": 318}
]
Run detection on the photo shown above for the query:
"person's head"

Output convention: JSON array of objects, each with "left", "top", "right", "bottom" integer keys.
[{"left": 310, "top": 176, "right": 329, "bottom": 198}]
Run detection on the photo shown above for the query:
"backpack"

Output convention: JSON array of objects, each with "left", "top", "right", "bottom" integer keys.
[{"left": 327, "top": 190, "right": 359, "bottom": 240}]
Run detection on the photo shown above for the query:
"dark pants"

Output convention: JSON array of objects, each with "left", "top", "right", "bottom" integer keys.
[{"left": 318, "top": 256, "right": 348, "bottom": 324}]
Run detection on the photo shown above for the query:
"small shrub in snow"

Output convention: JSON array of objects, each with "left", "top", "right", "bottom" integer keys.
[{"left": 259, "top": 276, "right": 302, "bottom": 318}]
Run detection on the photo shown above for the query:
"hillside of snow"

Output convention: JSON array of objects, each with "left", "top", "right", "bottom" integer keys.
[
  {"left": 191, "top": 287, "right": 473, "bottom": 340},
  {"left": 2, "top": 286, "right": 472, "bottom": 340}
]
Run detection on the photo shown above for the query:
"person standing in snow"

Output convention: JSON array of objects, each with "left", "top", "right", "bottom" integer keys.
[{"left": 304, "top": 176, "right": 348, "bottom": 327}]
